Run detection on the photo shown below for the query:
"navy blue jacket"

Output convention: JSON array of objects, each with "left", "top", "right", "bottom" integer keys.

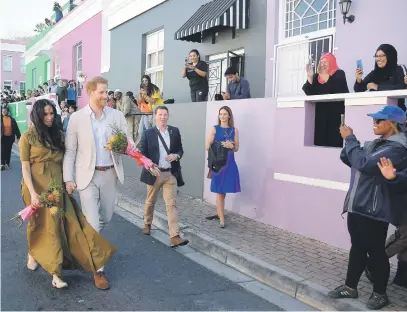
[
  {"left": 341, "top": 133, "right": 407, "bottom": 225},
  {"left": 138, "top": 126, "right": 184, "bottom": 186}
]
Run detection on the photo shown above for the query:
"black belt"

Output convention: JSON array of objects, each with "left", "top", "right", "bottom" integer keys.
[
  {"left": 159, "top": 168, "right": 171, "bottom": 172},
  {"left": 95, "top": 165, "right": 114, "bottom": 171}
]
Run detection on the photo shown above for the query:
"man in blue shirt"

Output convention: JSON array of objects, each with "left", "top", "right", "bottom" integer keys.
[{"left": 222, "top": 67, "right": 251, "bottom": 100}]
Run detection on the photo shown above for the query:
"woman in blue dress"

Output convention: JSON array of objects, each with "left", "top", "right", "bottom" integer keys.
[{"left": 206, "top": 106, "right": 241, "bottom": 228}]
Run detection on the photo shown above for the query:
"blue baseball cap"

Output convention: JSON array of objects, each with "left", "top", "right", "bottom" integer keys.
[{"left": 367, "top": 106, "right": 406, "bottom": 124}]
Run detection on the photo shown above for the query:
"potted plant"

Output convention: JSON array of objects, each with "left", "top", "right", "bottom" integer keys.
[{"left": 77, "top": 71, "right": 86, "bottom": 83}]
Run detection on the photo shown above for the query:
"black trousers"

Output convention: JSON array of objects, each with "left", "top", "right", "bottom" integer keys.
[
  {"left": 190, "top": 90, "right": 208, "bottom": 102},
  {"left": 345, "top": 212, "right": 389, "bottom": 294},
  {"left": 1, "top": 135, "right": 15, "bottom": 166}
]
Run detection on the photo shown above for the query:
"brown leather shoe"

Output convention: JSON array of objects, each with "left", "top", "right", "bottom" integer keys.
[
  {"left": 94, "top": 271, "right": 109, "bottom": 290},
  {"left": 170, "top": 235, "right": 189, "bottom": 248},
  {"left": 142, "top": 224, "right": 151, "bottom": 235}
]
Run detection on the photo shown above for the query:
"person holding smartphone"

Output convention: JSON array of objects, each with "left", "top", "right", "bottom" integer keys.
[
  {"left": 302, "top": 53, "right": 349, "bottom": 148},
  {"left": 182, "top": 49, "right": 208, "bottom": 102},
  {"left": 355, "top": 44, "right": 406, "bottom": 111}
]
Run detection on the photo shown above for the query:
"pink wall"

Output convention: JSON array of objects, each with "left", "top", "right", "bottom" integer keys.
[
  {"left": 203, "top": 97, "right": 400, "bottom": 251},
  {"left": 52, "top": 12, "right": 102, "bottom": 108},
  {"left": 1, "top": 50, "right": 25, "bottom": 91}
]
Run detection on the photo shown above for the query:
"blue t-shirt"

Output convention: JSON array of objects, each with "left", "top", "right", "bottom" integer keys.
[{"left": 67, "top": 88, "right": 76, "bottom": 101}]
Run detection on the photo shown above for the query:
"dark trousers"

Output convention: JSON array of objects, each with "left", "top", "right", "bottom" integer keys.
[
  {"left": 1, "top": 135, "right": 14, "bottom": 166},
  {"left": 190, "top": 90, "right": 208, "bottom": 102},
  {"left": 345, "top": 212, "right": 389, "bottom": 294}
]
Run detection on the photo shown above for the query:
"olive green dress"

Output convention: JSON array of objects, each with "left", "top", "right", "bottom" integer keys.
[{"left": 19, "top": 129, "right": 117, "bottom": 278}]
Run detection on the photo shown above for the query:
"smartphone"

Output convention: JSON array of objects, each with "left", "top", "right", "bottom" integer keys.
[
  {"left": 356, "top": 59, "right": 363, "bottom": 70},
  {"left": 341, "top": 114, "right": 345, "bottom": 126}
]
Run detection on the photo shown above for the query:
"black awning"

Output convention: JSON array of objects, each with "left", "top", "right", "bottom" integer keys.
[{"left": 174, "top": 0, "right": 249, "bottom": 43}]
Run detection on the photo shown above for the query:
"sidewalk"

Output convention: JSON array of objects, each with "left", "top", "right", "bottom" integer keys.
[{"left": 116, "top": 175, "right": 407, "bottom": 311}]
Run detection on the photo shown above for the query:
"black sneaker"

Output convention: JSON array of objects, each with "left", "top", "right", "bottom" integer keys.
[
  {"left": 0, "top": 165, "right": 4, "bottom": 171},
  {"left": 327, "top": 285, "right": 358, "bottom": 299},
  {"left": 367, "top": 292, "right": 389, "bottom": 310}
]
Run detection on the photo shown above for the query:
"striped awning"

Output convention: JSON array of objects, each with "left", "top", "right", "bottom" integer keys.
[{"left": 174, "top": 0, "right": 249, "bottom": 43}]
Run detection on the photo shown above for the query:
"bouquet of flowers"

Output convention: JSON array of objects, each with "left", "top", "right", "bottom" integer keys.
[
  {"left": 105, "top": 125, "right": 160, "bottom": 176},
  {"left": 11, "top": 179, "right": 64, "bottom": 226}
]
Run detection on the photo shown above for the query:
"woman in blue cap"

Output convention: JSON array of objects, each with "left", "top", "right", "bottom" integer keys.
[{"left": 328, "top": 106, "right": 407, "bottom": 310}]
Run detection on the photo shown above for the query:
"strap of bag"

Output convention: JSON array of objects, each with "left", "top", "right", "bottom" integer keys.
[
  {"left": 154, "top": 127, "right": 171, "bottom": 155},
  {"left": 401, "top": 64, "right": 407, "bottom": 76}
]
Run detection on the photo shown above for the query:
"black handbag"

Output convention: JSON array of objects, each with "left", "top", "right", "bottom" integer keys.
[{"left": 155, "top": 128, "right": 185, "bottom": 187}]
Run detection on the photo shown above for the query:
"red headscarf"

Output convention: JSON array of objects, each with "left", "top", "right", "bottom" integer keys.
[{"left": 318, "top": 53, "right": 339, "bottom": 84}]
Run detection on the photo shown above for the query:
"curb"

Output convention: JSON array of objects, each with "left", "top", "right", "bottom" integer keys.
[{"left": 116, "top": 194, "right": 366, "bottom": 311}]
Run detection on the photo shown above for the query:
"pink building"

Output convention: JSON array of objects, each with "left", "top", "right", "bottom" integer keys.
[
  {"left": 52, "top": 12, "right": 102, "bottom": 108},
  {"left": 1, "top": 39, "right": 28, "bottom": 93}
]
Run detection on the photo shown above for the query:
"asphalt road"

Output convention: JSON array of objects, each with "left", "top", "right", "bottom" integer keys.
[{"left": 1, "top": 154, "right": 282, "bottom": 311}]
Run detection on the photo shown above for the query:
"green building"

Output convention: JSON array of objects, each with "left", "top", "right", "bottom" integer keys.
[{"left": 25, "top": 55, "right": 51, "bottom": 91}]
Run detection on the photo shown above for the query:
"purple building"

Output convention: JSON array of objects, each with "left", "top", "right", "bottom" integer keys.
[{"left": 1, "top": 39, "right": 28, "bottom": 93}]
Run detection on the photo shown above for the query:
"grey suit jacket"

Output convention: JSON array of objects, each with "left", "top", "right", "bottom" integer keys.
[{"left": 63, "top": 105, "right": 129, "bottom": 190}]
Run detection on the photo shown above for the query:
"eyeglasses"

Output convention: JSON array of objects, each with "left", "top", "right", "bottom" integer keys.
[
  {"left": 374, "top": 54, "right": 386, "bottom": 59},
  {"left": 374, "top": 119, "right": 385, "bottom": 124}
]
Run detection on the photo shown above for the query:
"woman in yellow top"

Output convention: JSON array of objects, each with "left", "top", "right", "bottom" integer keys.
[
  {"left": 138, "top": 75, "right": 163, "bottom": 113},
  {"left": 19, "top": 99, "right": 117, "bottom": 289}
]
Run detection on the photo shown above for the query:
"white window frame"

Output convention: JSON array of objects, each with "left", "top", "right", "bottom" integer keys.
[
  {"left": 3, "top": 55, "right": 12, "bottom": 72},
  {"left": 20, "top": 81, "right": 26, "bottom": 92},
  {"left": 32, "top": 68, "right": 37, "bottom": 88},
  {"left": 76, "top": 42, "right": 83, "bottom": 73},
  {"left": 20, "top": 57, "right": 26, "bottom": 73},
  {"left": 3, "top": 80, "right": 12, "bottom": 90},
  {"left": 46, "top": 60, "right": 51, "bottom": 82},
  {"left": 54, "top": 57, "right": 61, "bottom": 79},
  {"left": 145, "top": 29, "right": 164, "bottom": 92},
  {"left": 278, "top": 0, "right": 336, "bottom": 45}
]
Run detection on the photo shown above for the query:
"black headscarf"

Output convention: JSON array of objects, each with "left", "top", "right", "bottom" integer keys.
[{"left": 372, "top": 44, "right": 398, "bottom": 83}]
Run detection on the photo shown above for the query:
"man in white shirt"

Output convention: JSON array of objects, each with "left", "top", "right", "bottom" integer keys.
[{"left": 63, "top": 76, "right": 128, "bottom": 290}]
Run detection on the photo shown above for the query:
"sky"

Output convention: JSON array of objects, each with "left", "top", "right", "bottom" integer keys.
[{"left": 0, "top": 0, "right": 57, "bottom": 39}]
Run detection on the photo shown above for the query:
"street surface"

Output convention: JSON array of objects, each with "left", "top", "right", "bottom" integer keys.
[{"left": 1, "top": 154, "right": 305, "bottom": 311}]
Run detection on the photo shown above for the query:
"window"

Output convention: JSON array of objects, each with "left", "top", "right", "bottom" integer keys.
[
  {"left": 54, "top": 57, "right": 61, "bottom": 79},
  {"left": 73, "top": 42, "right": 83, "bottom": 97},
  {"left": 20, "top": 82, "right": 25, "bottom": 92},
  {"left": 20, "top": 57, "right": 26, "bottom": 73},
  {"left": 284, "top": 0, "right": 336, "bottom": 38},
  {"left": 3, "top": 80, "right": 12, "bottom": 90},
  {"left": 46, "top": 61, "right": 51, "bottom": 81},
  {"left": 32, "top": 68, "right": 37, "bottom": 88},
  {"left": 145, "top": 29, "right": 164, "bottom": 91},
  {"left": 3, "top": 56, "right": 12, "bottom": 72}
]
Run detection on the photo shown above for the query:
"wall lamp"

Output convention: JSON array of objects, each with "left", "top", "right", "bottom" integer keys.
[{"left": 339, "top": 0, "right": 355, "bottom": 24}]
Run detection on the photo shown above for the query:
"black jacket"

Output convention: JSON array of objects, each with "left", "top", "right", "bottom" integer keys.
[
  {"left": 341, "top": 133, "right": 407, "bottom": 225},
  {"left": 1, "top": 115, "right": 21, "bottom": 141},
  {"left": 354, "top": 65, "right": 406, "bottom": 110},
  {"left": 139, "top": 125, "right": 184, "bottom": 186}
]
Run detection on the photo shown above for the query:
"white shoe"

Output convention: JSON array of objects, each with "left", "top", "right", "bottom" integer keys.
[
  {"left": 5, "top": 164, "right": 10, "bottom": 170},
  {"left": 52, "top": 276, "right": 68, "bottom": 289}
]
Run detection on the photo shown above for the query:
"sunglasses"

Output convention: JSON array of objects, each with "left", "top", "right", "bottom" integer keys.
[{"left": 374, "top": 119, "right": 385, "bottom": 124}]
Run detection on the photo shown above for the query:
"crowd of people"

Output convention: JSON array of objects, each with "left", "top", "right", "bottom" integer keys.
[{"left": 302, "top": 43, "right": 407, "bottom": 310}]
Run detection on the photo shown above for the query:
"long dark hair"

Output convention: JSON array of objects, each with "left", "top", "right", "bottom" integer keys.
[
  {"left": 218, "top": 106, "right": 235, "bottom": 128},
  {"left": 30, "top": 99, "right": 64, "bottom": 152},
  {"left": 141, "top": 75, "right": 160, "bottom": 97}
]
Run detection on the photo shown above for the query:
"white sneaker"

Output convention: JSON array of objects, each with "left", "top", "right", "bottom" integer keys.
[{"left": 5, "top": 164, "right": 10, "bottom": 170}]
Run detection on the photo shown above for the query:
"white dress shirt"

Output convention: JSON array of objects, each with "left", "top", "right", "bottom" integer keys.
[
  {"left": 87, "top": 105, "right": 113, "bottom": 166},
  {"left": 157, "top": 126, "right": 171, "bottom": 169}
]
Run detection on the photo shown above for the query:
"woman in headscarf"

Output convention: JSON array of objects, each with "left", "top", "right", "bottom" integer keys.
[
  {"left": 355, "top": 44, "right": 406, "bottom": 111},
  {"left": 303, "top": 53, "right": 349, "bottom": 147}
]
